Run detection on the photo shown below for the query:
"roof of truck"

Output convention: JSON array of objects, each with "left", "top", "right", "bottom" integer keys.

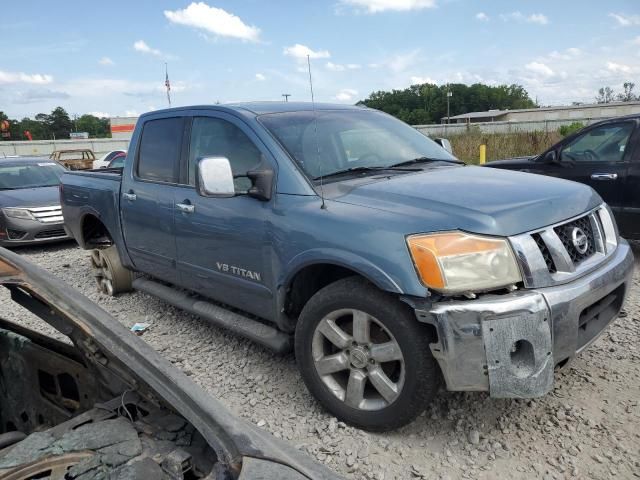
[{"left": 142, "top": 102, "right": 368, "bottom": 118}]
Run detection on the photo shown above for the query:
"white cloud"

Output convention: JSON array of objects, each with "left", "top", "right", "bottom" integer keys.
[
  {"left": 607, "top": 61, "right": 632, "bottom": 73},
  {"left": 340, "top": 0, "right": 436, "bottom": 13},
  {"left": 335, "top": 88, "right": 358, "bottom": 101},
  {"left": 0, "top": 70, "right": 53, "bottom": 85},
  {"left": 634, "top": 36, "right": 640, "bottom": 45},
  {"left": 164, "top": 2, "right": 260, "bottom": 42},
  {"left": 98, "top": 57, "right": 114, "bottom": 66},
  {"left": 388, "top": 50, "right": 420, "bottom": 73},
  {"left": 609, "top": 13, "right": 640, "bottom": 27},
  {"left": 548, "top": 48, "right": 582, "bottom": 61},
  {"left": 283, "top": 44, "right": 330, "bottom": 59},
  {"left": 255, "top": 73, "right": 266, "bottom": 81},
  {"left": 475, "top": 12, "right": 489, "bottom": 22},
  {"left": 125, "top": 110, "right": 139, "bottom": 117},
  {"left": 410, "top": 75, "right": 437, "bottom": 85},
  {"left": 500, "top": 12, "right": 549, "bottom": 25},
  {"left": 326, "top": 61, "right": 361, "bottom": 71},
  {"left": 528, "top": 14, "right": 549, "bottom": 25},
  {"left": 133, "top": 40, "right": 163, "bottom": 57},
  {"left": 88, "top": 111, "right": 110, "bottom": 118},
  {"left": 525, "top": 62, "right": 555, "bottom": 77}
]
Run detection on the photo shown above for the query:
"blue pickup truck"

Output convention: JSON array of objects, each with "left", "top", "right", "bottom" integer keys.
[{"left": 61, "top": 103, "right": 634, "bottom": 431}]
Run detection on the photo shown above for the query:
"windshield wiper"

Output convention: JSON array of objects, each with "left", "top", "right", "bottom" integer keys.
[
  {"left": 389, "top": 156, "right": 464, "bottom": 168},
  {"left": 313, "top": 165, "right": 418, "bottom": 180}
]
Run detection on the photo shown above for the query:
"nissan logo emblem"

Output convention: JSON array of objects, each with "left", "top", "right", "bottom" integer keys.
[{"left": 571, "top": 227, "right": 589, "bottom": 255}]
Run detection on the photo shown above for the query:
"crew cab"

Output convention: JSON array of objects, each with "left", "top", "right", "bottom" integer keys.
[
  {"left": 485, "top": 115, "right": 640, "bottom": 239},
  {"left": 61, "top": 103, "right": 634, "bottom": 431}
]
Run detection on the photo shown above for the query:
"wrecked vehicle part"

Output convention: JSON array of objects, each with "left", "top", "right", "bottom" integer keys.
[
  {"left": 0, "top": 247, "right": 340, "bottom": 479},
  {"left": 418, "top": 240, "right": 633, "bottom": 397}
]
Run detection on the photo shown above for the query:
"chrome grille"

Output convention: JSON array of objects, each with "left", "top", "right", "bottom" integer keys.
[
  {"left": 509, "top": 206, "right": 618, "bottom": 289},
  {"left": 27, "top": 206, "right": 63, "bottom": 224},
  {"left": 531, "top": 232, "right": 556, "bottom": 273},
  {"left": 553, "top": 215, "right": 596, "bottom": 265}
]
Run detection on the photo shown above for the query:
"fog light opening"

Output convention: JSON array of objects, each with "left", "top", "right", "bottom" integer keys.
[{"left": 510, "top": 339, "right": 535, "bottom": 378}]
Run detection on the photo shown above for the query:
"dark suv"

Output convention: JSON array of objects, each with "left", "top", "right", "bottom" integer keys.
[{"left": 486, "top": 115, "right": 639, "bottom": 239}]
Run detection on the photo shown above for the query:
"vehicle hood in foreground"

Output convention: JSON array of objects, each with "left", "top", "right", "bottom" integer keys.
[
  {"left": 0, "top": 186, "right": 60, "bottom": 208},
  {"left": 0, "top": 247, "right": 340, "bottom": 480},
  {"left": 327, "top": 165, "right": 600, "bottom": 236}
]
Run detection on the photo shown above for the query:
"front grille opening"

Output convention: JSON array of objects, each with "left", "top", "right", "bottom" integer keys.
[
  {"left": 577, "top": 284, "right": 625, "bottom": 350},
  {"left": 532, "top": 233, "right": 557, "bottom": 273},
  {"left": 34, "top": 228, "right": 66, "bottom": 239},
  {"left": 554, "top": 215, "right": 596, "bottom": 265}
]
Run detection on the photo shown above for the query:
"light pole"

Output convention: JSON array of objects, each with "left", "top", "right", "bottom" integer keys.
[
  {"left": 282, "top": 93, "right": 291, "bottom": 102},
  {"left": 446, "top": 85, "right": 452, "bottom": 124}
]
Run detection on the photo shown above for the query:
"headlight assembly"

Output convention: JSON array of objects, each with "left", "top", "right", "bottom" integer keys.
[
  {"left": 2, "top": 208, "right": 35, "bottom": 221},
  {"left": 407, "top": 231, "right": 522, "bottom": 294}
]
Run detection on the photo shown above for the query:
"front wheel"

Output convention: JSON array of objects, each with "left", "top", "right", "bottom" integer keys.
[
  {"left": 295, "top": 277, "right": 440, "bottom": 431},
  {"left": 90, "top": 246, "right": 133, "bottom": 296}
]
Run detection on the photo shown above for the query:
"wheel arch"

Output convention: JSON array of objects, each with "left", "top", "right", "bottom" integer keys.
[
  {"left": 79, "top": 212, "right": 114, "bottom": 249},
  {"left": 279, "top": 251, "right": 404, "bottom": 325}
]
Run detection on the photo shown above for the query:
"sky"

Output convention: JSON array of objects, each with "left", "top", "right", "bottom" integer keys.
[{"left": 1, "top": 0, "right": 639, "bottom": 119}]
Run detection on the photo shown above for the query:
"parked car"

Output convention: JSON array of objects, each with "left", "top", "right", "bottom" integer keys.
[
  {"left": 485, "top": 115, "right": 639, "bottom": 239},
  {"left": 0, "top": 247, "right": 340, "bottom": 479},
  {"left": 0, "top": 157, "right": 70, "bottom": 246},
  {"left": 61, "top": 103, "right": 634, "bottom": 431},
  {"left": 50, "top": 149, "right": 96, "bottom": 170},
  {"left": 93, "top": 149, "right": 126, "bottom": 169},
  {"left": 107, "top": 152, "right": 126, "bottom": 169}
]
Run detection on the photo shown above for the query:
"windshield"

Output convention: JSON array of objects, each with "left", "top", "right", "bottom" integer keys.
[
  {"left": 0, "top": 162, "right": 65, "bottom": 190},
  {"left": 259, "top": 109, "right": 457, "bottom": 180}
]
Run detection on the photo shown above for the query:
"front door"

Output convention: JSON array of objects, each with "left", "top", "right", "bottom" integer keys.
[
  {"left": 174, "top": 114, "right": 275, "bottom": 320},
  {"left": 121, "top": 116, "right": 185, "bottom": 284},
  {"left": 556, "top": 121, "right": 636, "bottom": 213}
]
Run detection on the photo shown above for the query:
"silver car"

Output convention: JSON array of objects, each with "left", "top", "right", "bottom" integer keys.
[{"left": 0, "top": 157, "right": 70, "bottom": 246}]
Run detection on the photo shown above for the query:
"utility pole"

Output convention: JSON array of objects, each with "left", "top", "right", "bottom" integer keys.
[
  {"left": 282, "top": 93, "right": 291, "bottom": 102},
  {"left": 446, "top": 84, "right": 452, "bottom": 124}
]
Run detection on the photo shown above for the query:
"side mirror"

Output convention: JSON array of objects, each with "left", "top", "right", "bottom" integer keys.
[
  {"left": 542, "top": 150, "right": 557, "bottom": 163},
  {"left": 246, "top": 167, "right": 274, "bottom": 201},
  {"left": 197, "top": 157, "right": 235, "bottom": 197},
  {"left": 433, "top": 138, "right": 453, "bottom": 154}
]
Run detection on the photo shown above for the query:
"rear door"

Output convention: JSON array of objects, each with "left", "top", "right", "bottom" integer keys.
[
  {"left": 173, "top": 113, "right": 275, "bottom": 319},
  {"left": 556, "top": 121, "right": 635, "bottom": 212},
  {"left": 615, "top": 123, "right": 640, "bottom": 238},
  {"left": 120, "top": 116, "right": 186, "bottom": 284}
]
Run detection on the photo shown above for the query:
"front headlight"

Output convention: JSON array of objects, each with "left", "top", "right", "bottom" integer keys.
[
  {"left": 407, "top": 231, "right": 522, "bottom": 294},
  {"left": 2, "top": 208, "right": 35, "bottom": 221}
]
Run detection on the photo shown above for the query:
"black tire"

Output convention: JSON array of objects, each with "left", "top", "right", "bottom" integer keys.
[
  {"left": 295, "top": 276, "right": 440, "bottom": 431},
  {"left": 90, "top": 246, "right": 133, "bottom": 296}
]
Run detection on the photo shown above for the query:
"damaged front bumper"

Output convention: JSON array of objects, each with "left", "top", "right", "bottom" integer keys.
[{"left": 416, "top": 239, "right": 634, "bottom": 398}]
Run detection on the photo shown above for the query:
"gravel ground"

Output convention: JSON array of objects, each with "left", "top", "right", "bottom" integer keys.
[{"left": 1, "top": 241, "right": 639, "bottom": 480}]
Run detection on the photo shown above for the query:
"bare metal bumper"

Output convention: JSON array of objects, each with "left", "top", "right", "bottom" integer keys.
[{"left": 416, "top": 239, "right": 634, "bottom": 398}]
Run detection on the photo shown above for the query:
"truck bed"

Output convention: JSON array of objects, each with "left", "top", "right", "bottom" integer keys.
[{"left": 60, "top": 169, "right": 124, "bottom": 251}]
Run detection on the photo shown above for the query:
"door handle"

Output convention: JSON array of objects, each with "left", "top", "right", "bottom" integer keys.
[
  {"left": 176, "top": 203, "right": 195, "bottom": 213},
  {"left": 590, "top": 173, "right": 618, "bottom": 181},
  {"left": 123, "top": 192, "right": 137, "bottom": 201}
]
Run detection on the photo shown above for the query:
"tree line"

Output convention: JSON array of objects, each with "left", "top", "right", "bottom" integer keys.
[
  {"left": 595, "top": 82, "right": 638, "bottom": 104},
  {"left": 0, "top": 107, "right": 110, "bottom": 141},
  {"left": 358, "top": 83, "right": 537, "bottom": 125}
]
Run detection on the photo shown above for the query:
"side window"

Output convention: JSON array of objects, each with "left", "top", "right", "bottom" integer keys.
[
  {"left": 137, "top": 117, "right": 183, "bottom": 183},
  {"left": 188, "top": 117, "right": 262, "bottom": 191},
  {"left": 561, "top": 123, "right": 634, "bottom": 163}
]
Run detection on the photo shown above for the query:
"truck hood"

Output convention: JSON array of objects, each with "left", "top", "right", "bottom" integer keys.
[
  {"left": 0, "top": 186, "right": 60, "bottom": 208},
  {"left": 328, "top": 165, "right": 601, "bottom": 236}
]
